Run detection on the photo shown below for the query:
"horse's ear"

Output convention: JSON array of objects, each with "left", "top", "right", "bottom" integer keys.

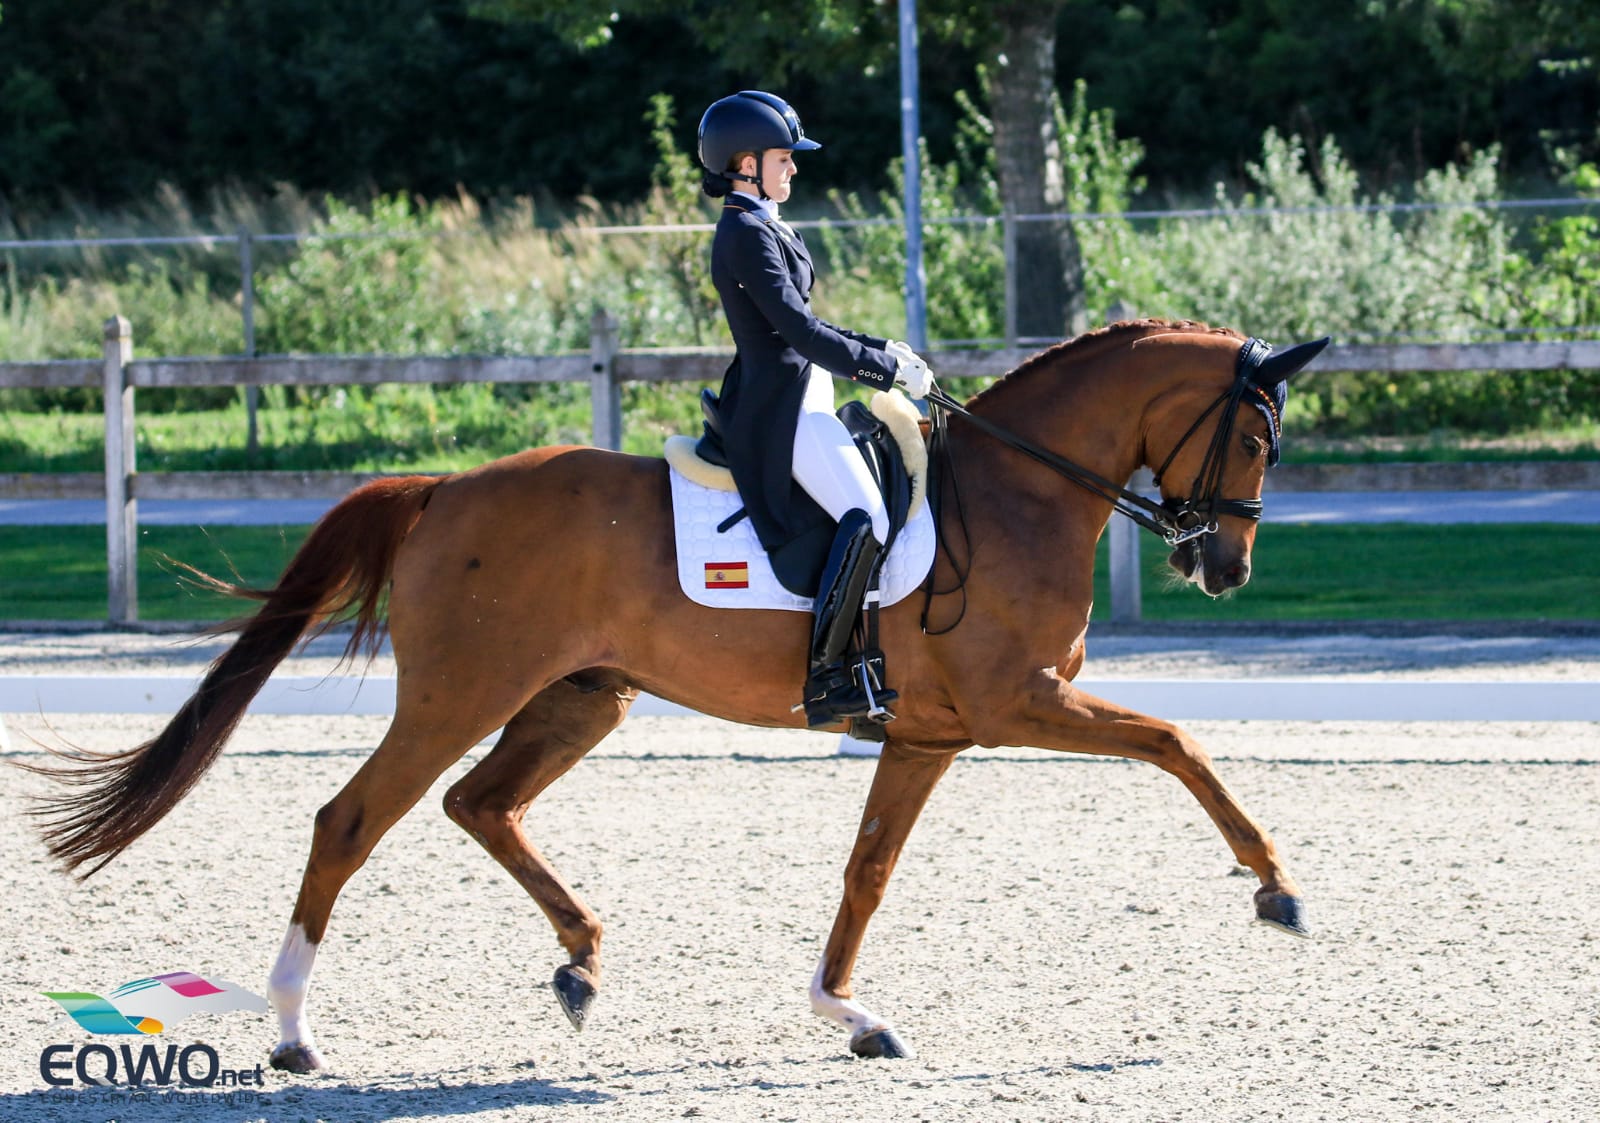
[{"left": 1256, "top": 337, "right": 1330, "bottom": 386}]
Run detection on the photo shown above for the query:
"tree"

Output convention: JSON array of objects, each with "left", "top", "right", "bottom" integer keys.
[
  {"left": 1416, "top": 0, "right": 1600, "bottom": 166},
  {"left": 981, "top": 1, "right": 1087, "bottom": 337},
  {"left": 473, "top": 0, "right": 1091, "bottom": 337},
  {"left": 0, "top": 0, "right": 748, "bottom": 207},
  {"left": 1057, "top": 1, "right": 1599, "bottom": 192}
]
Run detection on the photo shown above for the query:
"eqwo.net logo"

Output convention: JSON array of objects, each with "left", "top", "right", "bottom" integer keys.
[{"left": 40, "top": 971, "right": 268, "bottom": 1088}]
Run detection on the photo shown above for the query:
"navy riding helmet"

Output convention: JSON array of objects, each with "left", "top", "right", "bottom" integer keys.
[{"left": 698, "top": 91, "right": 821, "bottom": 197}]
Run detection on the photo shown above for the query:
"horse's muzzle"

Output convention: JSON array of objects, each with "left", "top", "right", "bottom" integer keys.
[{"left": 1167, "top": 539, "right": 1251, "bottom": 597}]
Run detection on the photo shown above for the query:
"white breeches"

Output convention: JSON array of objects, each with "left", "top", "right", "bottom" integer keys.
[{"left": 791, "top": 366, "right": 889, "bottom": 544}]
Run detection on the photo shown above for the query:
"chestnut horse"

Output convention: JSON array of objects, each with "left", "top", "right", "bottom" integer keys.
[{"left": 31, "top": 319, "right": 1325, "bottom": 1067}]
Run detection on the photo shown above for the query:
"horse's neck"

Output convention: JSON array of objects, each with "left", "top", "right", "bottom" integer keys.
[
  {"left": 932, "top": 345, "right": 1163, "bottom": 648},
  {"left": 956, "top": 348, "right": 1153, "bottom": 507}
]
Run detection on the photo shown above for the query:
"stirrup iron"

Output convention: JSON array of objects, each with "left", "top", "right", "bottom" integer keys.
[{"left": 855, "top": 651, "right": 895, "bottom": 724}]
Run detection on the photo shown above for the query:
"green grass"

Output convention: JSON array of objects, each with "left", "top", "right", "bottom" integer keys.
[
  {"left": 0, "top": 394, "right": 595, "bottom": 474},
  {"left": 1095, "top": 523, "right": 1600, "bottom": 621},
  {"left": 1283, "top": 425, "right": 1600, "bottom": 465},
  {"left": 0, "top": 525, "right": 303, "bottom": 621},
  {"left": 3, "top": 522, "right": 1596, "bottom": 624},
  {"left": 4, "top": 397, "right": 1598, "bottom": 477},
  {"left": 0, "top": 387, "right": 721, "bottom": 473}
]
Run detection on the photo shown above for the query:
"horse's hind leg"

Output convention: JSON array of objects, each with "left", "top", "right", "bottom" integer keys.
[
  {"left": 442, "top": 671, "right": 636, "bottom": 1034},
  {"left": 267, "top": 696, "right": 524, "bottom": 1073}
]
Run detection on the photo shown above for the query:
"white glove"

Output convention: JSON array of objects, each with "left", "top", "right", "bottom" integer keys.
[{"left": 886, "top": 339, "right": 933, "bottom": 399}]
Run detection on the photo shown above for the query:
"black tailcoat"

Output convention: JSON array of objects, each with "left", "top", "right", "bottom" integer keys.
[{"left": 710, "top": 193, "right": 898, "bottom": 552}]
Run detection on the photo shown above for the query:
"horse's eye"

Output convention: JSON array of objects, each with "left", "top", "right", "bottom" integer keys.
[{"left": 1241, "top": 434, "right": 1266, "bottom": 458}]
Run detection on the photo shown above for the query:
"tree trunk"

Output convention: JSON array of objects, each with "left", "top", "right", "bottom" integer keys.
[{"left": 983, "top": 2, "right": 1088, "bottom": 341}]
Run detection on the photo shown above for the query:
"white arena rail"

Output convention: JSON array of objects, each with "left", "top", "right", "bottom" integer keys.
[{"left": 1, "top": 675, "right": 1597, "bottom": 724}]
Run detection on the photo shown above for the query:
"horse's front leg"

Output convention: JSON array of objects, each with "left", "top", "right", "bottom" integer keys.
[
  {"left": 985, "top": 668, "right": 1307, "bottom": 936},
  {"left": 812, "top": 741, "right": 955, "bottom": 1059}
]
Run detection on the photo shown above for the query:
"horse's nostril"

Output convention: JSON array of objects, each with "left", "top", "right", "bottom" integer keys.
[
  {"left": 1168, "top": 544, "right": 1199, "bottom": 578},
  {"left": 1223, "top": 560, "right": 1250, "bottom": 587}
]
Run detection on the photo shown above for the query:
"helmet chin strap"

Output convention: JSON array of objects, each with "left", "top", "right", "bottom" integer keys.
[{"left": 728, "top": 153, "right": 770, "bottom": 200}]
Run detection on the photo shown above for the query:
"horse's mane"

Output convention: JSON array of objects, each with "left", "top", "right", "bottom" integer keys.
[{"left": 967, "top": 318, "right": 1245, "bottom": 409}]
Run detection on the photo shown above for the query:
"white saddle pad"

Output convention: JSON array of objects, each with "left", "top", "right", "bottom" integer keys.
[{"left": 670, "top": 468, "right": 936, "bottom": 612}]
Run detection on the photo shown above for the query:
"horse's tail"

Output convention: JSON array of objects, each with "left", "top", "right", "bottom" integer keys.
[{"left": 25, "top": 475, "right": 441, "bottom": 878}]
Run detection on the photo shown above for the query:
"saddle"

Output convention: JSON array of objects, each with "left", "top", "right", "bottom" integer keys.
[
  {"left": 662, "top": 409, "right": 934, "bottom": 617},
  {"left": 680, "top": 387, "right": 924, "bottom": 598},
  {"left": 671, "top": 388, "right": 926, "bottom": 741}
]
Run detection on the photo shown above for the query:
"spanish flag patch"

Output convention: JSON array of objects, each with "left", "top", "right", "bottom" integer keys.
[{"left": 704, "top": 561, "right": 749, "bottom": 589}]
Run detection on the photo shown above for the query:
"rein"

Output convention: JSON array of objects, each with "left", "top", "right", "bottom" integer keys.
[{"left": 919, "top": 337, "right": 1274, "bottom": 635}]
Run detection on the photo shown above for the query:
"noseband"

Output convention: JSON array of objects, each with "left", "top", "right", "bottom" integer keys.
[{"left": 924, "top": 337, "right": 1275, "bottom": 550}]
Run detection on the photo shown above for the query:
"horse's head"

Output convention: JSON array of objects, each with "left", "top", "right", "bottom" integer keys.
[{"left": 1140, "top": 333, "right": 1329, "bottom": 597}]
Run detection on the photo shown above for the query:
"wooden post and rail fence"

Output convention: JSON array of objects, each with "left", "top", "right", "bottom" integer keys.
[{"left": 3, "top": 314, "right": 1599, "bottom": 624}]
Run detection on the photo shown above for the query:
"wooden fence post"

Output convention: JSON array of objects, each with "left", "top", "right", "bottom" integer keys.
[
  {"left": 589, "top": 308, "right": 622, "bottom": 451},
  {"left": 1107, "top": 475, "right": 1146, "bottom": 624},
  {"left": 102, "top": 315, "right": 138, "bottom": 624},
  {"left": 1105, "top": 302, "right": 1141, "bottom": 623}
]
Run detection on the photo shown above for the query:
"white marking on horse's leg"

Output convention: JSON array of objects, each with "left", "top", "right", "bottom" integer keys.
[
  {"left": 809, "top": 957, "right": 891, "bottom": 1037},
  {"left": 268, "top": 923, "right": 323, "bottom": 1060}
]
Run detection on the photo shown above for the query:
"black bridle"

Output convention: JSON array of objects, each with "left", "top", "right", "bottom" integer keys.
[
  {"left": 1147, "top": 336, "right": 1275, "bottom": 542},
  {"left": 919, "top": 337, "right": 1277, "bottom": 634}
]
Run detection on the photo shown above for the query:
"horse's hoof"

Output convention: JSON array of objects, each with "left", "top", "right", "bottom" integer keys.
[
  {"left": 1254, "top": 890, "right": 1311, "bottom": 938},
  {"left": 551, "top": 965, "right": 596, "bottom": 1032},
  {"left": 268, "top": 1043, "right": 325, "bottom": 1074},
  {"left": 850, "top": 1026, "right": 914, "bottom": 1059}
]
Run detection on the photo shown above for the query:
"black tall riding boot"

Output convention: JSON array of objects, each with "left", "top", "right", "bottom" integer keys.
[{"left": 800, "top": 509, "right": 897, "bottom": 727}]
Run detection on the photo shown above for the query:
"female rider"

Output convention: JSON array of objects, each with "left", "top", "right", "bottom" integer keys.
[{"left": 697, "top": 90, "right": 934, "bottom": 728}]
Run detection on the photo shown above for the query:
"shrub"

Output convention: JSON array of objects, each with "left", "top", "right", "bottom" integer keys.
[{"left": 2, "top": 97, "right": 1597, "bottom": 451}]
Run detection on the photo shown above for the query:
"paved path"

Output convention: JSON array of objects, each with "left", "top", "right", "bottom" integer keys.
[
  {"left": 4, "top": 490, "right": 1600, "bottom": 525},
  {"left": 1262, "top": 488, "right": 1600, "bottom": 524}
]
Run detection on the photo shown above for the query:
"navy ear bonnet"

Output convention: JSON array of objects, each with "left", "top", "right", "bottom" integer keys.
[
  {"left": 1248, "top": 376, "right": 1289, "bottom": 467},
  {"left": 1240, "top": 336, "right": 1330, "bottom": 467}
]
